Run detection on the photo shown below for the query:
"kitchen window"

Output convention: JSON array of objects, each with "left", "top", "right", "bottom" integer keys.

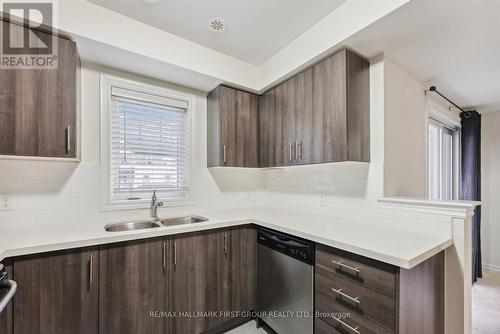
[
  {"left": 100, "top": 75, "right": 193, "bottom": 209},
  {"left": 427, "top": 103, "right": 461, "bottom": 200}
]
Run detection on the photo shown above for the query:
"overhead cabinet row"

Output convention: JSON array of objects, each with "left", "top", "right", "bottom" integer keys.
[
  {"left": 0, "top": 19, "right": 78, "bottom": 159},
  {"left": 208, "top": 49, "right": 370, "bottom": 168}
]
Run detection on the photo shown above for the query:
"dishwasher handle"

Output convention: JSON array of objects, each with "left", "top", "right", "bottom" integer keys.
[{"left": 0, "top": 279, "right": 17, "bottom": 314}]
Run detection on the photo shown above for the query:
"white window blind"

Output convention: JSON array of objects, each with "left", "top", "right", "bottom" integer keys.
[{"left": 110, "top": 87, "right": 189, "bottom": 202}]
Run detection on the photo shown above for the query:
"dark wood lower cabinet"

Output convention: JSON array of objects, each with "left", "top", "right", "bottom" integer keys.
[
  {"left": 221, "top": 227, "right": 257, "bottom": 318},
  {"left": 0, "top": 260, "right": 13, "bottom": 334},
  {"left": 12, "top": 248, "right": 98, "bottom": 334},
  {"left": 99, "top": 238, "right": 170, "bottom": 334},
  {"left": 315, "top": 245, "right": 444, "bottom": 334},
  {"left": 2, "top": 226, "right": 442, "bottom": 334},
  {"left": 171, "top": 230, "right": 222, "bottom": 334}
]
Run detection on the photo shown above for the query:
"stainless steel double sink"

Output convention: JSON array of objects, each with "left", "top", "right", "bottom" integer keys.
[{"left": 104, "top": 215, "right": 209, "bottom": 232}]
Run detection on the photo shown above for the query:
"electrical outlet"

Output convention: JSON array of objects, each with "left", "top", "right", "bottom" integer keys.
[{"left": 0, "top": 195, "right": 12, "bottom": 211}]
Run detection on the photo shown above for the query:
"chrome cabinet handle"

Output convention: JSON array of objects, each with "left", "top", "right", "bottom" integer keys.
[
  {"left": 332, "top": 260, "right": 360, "bottom": 274},
  {"left": 289, "top": 142, "right": 294, "bottom": 162},
  {"left": 89, "top": 254, "right": 93, "bottom": 284},
  {"left": 0, "top": 279, "right": 17, "bottom": 314},
  {"left": 295, "top": 141, "right": 303, "bottom": 160},
  {"left": 173, "top": 241, "right": 177, "bottom": 270},
  {"left": 223, "top": 145, "right": 227, "bottom": 165},
  {"left": 162, "top": 242, "right": 166, "bottom": 269},
  {"left": 331, "top": 287, "right": 360, "bottom": 305},
  {"left": 333, "top": 316, "right": 360, "bottom": 334},
  {"left": 65, "top": 126, "right": 71, "bottom": 154},
  {"left": 223, "top": 233, "right": 228, "bottom": 257}
]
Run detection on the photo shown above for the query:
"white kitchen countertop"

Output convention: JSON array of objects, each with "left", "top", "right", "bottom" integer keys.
[{"left": 0, "top": 207, "right": 452, "bottom": 269}]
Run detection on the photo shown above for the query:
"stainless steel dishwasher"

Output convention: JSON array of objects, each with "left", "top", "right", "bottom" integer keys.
[{"left": 257, "top": 227, "right": 314, "bottom": 334}]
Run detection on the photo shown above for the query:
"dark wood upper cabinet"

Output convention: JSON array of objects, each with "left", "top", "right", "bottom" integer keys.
[
  {"left": 170, "top": 231, "right": 222, "bottom": 333},
  {"left": 0, "top": 19, "right": 78, "bottom": 159},
  {"left": 207, "top": 85, "right": 259, "bottom": 167},
  {"left": 99, "top": 238, "right": 170, "bottom": 334},
  {"left": 220, "top": 227, "right": 257, "bottom": 319},
  {"left": 12, "top": 248, "right": 98, "bottom": 334},
  {"left": 260, "top": 49, "right": 370, "bottom": 166},
  {"left": 209, "top": 49, "right": 369, "bottom": 168}
]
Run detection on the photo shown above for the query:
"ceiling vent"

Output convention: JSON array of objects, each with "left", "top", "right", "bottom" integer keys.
[{"left": 208, "top": 17, "right": 226, "bottom": 33}]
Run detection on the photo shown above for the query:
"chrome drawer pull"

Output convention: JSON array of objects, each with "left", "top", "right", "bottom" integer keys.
[
  {"left": 332, "top": 260, "right": 360, "bottom": 274},
  {"left": 331, "top": 287, "right": 360, "bottom": 305},
  {"left": 333, "top": 316, "right": 360, "bottom": 334},
  {"left": 0, "top": 280, "right": 17, "bottom": 314}
]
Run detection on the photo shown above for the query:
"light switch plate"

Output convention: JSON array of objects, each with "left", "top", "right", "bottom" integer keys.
[{"left": 0, "top": 195, "right": 12, "bottom": 211}]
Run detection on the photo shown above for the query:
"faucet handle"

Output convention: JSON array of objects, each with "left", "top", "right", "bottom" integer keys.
[{"left": 157, "top": 201, "right": 164, "bottom": 207}]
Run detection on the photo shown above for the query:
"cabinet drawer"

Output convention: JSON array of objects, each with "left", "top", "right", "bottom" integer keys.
[
  {"left": 316, "top": 297, "right": 381, "bottom": 334},
  {"left": 316, "top": 244, "right": 397, "bottom": 297},
  {"left": 315, "top": 318, "right": 342, "bottom": 334},
  {"left": 316, "top": 271, "right": 395, "bottom": 334}
]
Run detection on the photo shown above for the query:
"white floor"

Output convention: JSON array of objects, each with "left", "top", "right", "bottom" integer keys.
[
  {"left": 473, "top": 267, "right": 500, "bottom": 334},
  {"left": 224, "top": 320, "right": 267, "bottom": 334}
]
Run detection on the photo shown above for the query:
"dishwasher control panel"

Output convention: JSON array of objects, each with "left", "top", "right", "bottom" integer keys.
[{"left": 257, "top": 227, "right": 315, "bottom": 265}]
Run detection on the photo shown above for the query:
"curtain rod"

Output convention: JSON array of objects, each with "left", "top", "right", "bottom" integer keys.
[{"left": 424, "top": 86, "right": 467, "bottom": 113}]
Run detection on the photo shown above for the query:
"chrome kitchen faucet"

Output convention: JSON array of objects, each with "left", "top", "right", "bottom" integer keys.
[{"left": 150, "top": 190, "right": 164, "bottom": 221}]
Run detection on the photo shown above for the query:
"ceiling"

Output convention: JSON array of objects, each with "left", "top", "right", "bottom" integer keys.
[
  {"left": 87, "top": 0, "right": 346, "bottom": 65},
  {"left": 344, "top": 0, "right": 500, "bottom": 113}
]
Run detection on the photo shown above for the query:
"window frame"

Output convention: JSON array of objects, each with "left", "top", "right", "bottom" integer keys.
[
  {"left": 426, "top": 100, "right": 461, "bottom": 200},
  {"left": 100, "top": 74, "right": 195, "bottom": 211}
]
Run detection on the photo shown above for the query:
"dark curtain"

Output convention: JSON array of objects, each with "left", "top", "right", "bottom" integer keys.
[{"left": 460, "top": 111, "right": 482, "bottom": 283}]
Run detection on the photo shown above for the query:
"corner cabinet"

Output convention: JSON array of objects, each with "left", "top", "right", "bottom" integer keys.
[
  {"left": 0, "top": 19, "right": 78, "bottom": 159},
  {"left": 207, "top": 86, "right": 259, "bottom": 167},
  {"left": 259, "top": 49, "right": 370, "bottom": 167},
  {"left": 207, "top": 49, "right": 370, "bottom": 168}
]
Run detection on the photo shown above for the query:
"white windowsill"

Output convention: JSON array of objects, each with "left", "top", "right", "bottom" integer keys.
[{"left": 101, "top": 199, "right": 196, "bottom": 212}]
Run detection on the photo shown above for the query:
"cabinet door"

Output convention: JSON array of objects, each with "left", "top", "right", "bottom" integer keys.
[
  {"left": 171, "top": 231, "right": 221, "bottom": 333},
  {"left": 294, "top": 68, "right": 314, "bottom": 164},
  {"left": 0, "top": 21, "right": 77, "bottom": 158},
  {"left": 13, "top": 248, "right": 98, "bottom": 334},
  {"left": 99, "top": 239, "right": 170, "bottom": 334},
  {"left": 213, "top": 86, "right": 258, "bottom": 167},
  {"left": 0, "top": 260, "right": 13, "bottom": 334},
  {"left": 274, "top": 81, "right": 296, "bottom": 166},
  {"left": 312, "top": 50, "right": 348, "bottom": 162},
  {"left": 258, "top": 88, "right": 275, "bottom": 167},
  {"left": 220, "top": 227, "right": 257, "bottom": 321},
  {"left": 234, "top": 90, "right": 259, "bottom": 167},
  {"left": 218, "top": 86, "right": 237, "bottom": 166}
]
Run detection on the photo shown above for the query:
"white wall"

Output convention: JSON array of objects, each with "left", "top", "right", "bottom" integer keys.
[
  {"left": 383, "top": 57, "right": 427, "bottom": 197},
  {"left": 0, "top": 55, "right": 432, "bottom": 229},
  {"left": 0, "top": 63, "right": 266, "bottom": 228},
  {"left": 481, "top": 111, "right": 500, "bottom": 268}
]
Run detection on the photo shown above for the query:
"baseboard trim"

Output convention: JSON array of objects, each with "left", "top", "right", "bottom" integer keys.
[{"left": 482, "top": 263, "right": 500, "bottom": 272}]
